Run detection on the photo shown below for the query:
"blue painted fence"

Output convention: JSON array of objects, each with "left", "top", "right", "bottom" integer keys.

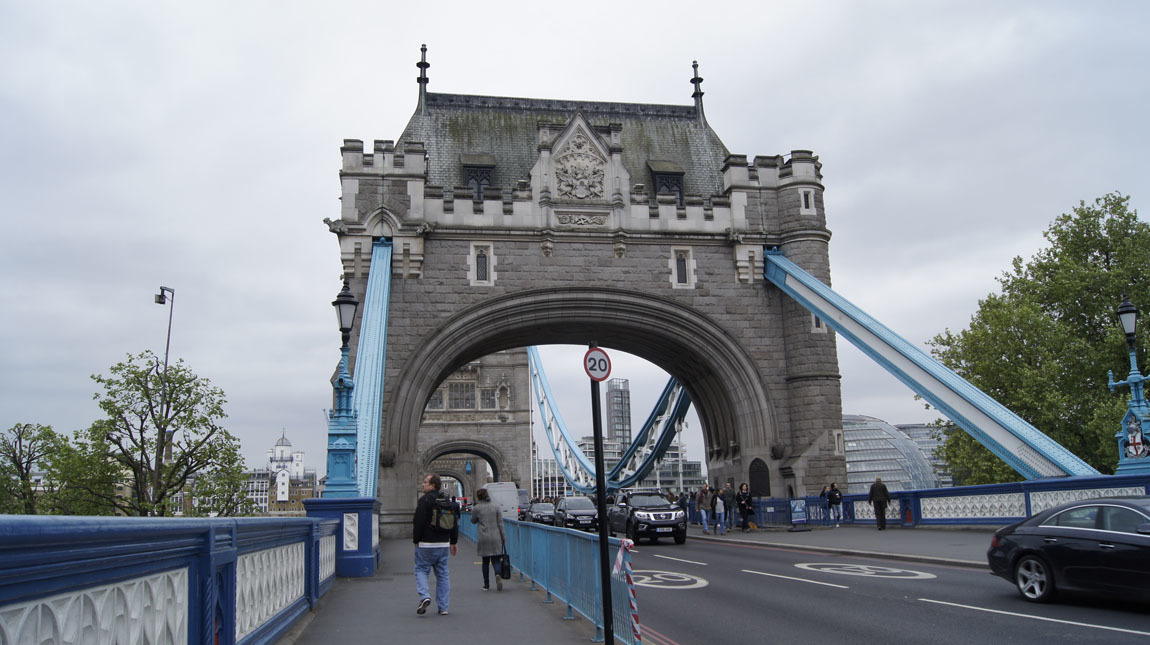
[
  {"left": 0, "top": 515, "right": 339, "bottom": 645},
  {"left": 462, "top": 514, "right": 639, "bottom": 645}
]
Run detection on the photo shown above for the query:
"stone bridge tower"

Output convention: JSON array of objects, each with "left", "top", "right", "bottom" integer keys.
[{"left": 328, "top": 50, "right": 845, "bottom": 537}]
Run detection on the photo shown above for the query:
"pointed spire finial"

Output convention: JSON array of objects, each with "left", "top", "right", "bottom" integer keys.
[
  {"left": 690, "top": 60, "right": 706, "bottom": 124},
  {"left": 417, "top": 44, "right": 431, "bottom": 116}
]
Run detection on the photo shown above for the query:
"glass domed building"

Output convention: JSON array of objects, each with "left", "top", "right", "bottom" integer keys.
[{"left": 842, "top": 415, "right": 942, "bottom": 494}]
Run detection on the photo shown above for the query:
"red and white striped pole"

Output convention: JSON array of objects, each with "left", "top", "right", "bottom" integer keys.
[{"left": 613, "top": 538, "right": 641, "bottom": 643}]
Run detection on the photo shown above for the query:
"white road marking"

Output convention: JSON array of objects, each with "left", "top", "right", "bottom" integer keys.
[
  {"left": 795, "top": 563, "right": 936, "bottom": 579},
  {"left": 918, "top": 599, "right": 1150, "bottom": 637},
  {"left": 653, "top": 554, "right": 707, "bottom": 566},
  {"left": 742, "top": 569, "right": 849, "bottom": 589}
]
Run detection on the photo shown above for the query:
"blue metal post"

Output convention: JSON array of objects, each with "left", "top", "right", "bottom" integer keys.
[
  {"left": 323, "top": 344, "right": 359, "bottom": 497},
  {"left": 1109, "top": 345, "right": 1150, "bottom": 474}
]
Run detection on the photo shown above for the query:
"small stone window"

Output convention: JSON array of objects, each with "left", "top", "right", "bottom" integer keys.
[
  {"left": 469, "top": 242, "right": 497, "bottom": 286},
  {"left": 649, "top": 161, "right": 685, "bottom": 207},
  {"left": 669, "top": 247, "right": 697, "bottom": 289},
  {"left": 480, "top": 389, "right": 497, "bottom": 409},
  {"left": 799, "top": 189, "right": 816, "bottom": 215},
  {"left": 461, "top": 153, "right": 497, "bottom": 201},
  {"left": 811, "top": 313, "right": 828, "bottom": 334}
]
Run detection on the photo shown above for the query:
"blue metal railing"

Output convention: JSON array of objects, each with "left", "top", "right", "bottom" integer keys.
[
  {"left": 684, "top": 473, "right": 1150, "bottom": 530},
  {"left": 462, "top": 514, "right": 639, "bottom": 644},
  {"left": 0, "top": 515, "right": 339, "bottom": 645}
]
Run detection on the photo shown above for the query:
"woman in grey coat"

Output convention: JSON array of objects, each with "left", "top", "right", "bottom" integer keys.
[{"left": 470, "top": 488, "right": 507, "bottom": 591}]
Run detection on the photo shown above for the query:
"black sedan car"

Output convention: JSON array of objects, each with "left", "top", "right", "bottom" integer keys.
[
  {"left": 525, "top": 502, "right": 556, "bottom": 525},
  {"left": 987, "top": 496, "right": 1150, "bottom": 603},
  {"left": 554, "top": 496, "right": 598, "bottom": 531}
]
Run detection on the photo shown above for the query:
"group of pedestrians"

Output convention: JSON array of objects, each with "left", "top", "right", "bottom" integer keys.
[
  {"left": 818, "top": 477, "right": 891, "bottom": 530},
  {"left": 693, "top": 482, "right": 755, "bottom": 534},
  {"left": 412, "top": 473, "right": 509, "bottom": 617}
]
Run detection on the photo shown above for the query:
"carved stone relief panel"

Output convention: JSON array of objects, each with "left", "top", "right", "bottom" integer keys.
[{"left": 554, "top": 130, "right": 606, "bottom": 201}]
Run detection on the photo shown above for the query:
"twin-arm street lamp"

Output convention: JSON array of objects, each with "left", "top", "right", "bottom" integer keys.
[
  {"left": 1108, "top": 294, "right": 1150, "bottom": 474},
  {"left": 323, "top": 279, "right": 361, "bottom": 497}
]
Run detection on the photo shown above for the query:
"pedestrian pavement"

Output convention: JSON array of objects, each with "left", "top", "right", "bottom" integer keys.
[
  {"left": 276, "top": 536, "right": 599, "bottom": 645},
  {"left": 277, "top": 521, "right": 997, "bottom": 645}
]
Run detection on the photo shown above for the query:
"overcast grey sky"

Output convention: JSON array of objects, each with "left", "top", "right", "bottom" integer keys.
[{"left": 2, "top": 1, "right": 1147, "bottom": 478}]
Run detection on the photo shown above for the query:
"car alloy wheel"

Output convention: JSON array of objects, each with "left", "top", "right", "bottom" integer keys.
[{"left": 1014, "top": 554, "right": 1054, "bottom": 603}]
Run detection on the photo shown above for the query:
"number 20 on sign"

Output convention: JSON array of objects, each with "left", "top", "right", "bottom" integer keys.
[{"left": 584, "top": 347, "right": 611, "bottom": 382}]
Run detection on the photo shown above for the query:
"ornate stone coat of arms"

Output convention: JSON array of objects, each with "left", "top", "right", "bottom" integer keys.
[{"left": 554, "top": 131, "right": 605, "bottom": 200}]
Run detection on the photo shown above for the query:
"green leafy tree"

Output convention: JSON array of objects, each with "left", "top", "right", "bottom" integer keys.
[
  {"left": 0, "top": 423, "right": 65, "bottom": 514},
  {"left": 87, "top": 350, "right": 249, "bottom": 516},
  {"left": 40, "top": 431, "right": 120, "bottom": 516},
  {"left": 185, "top": 440, "right": 259, "bottom": 517},
  {"left": 929, "top": 193, "right": 1146, "bottom": 483}
]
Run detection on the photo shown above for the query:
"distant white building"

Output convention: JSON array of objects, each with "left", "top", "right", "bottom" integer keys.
[
  {"left": 841, "top": 415, "right": 948, "bottom": 495},
  {"left": 244, "top": 432, "right": 317, "bottom": 515}
]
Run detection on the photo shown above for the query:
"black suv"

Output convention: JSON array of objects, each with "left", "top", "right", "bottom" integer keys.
[
  {"left": 554, "top": 496, "right": 599, "bottom": 531},
  {"left": 607, "top": 489, "right": 686, "bottom": 544}
]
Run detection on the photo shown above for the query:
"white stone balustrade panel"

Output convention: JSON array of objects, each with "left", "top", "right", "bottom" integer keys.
[
  {"left": 372, "top": 512, "right": 379, "bottom": 549},
  {"left": 320, "top": 534, "right": 336, "bottom": 582},
  {"left": 852, "top": 501, "right": 901, "bottom": 521},
  {"left": 0, "top": 568, "right": 187, "bottom": 645},
  {"left": 1029, "top": 487, "right": 1145, "bottom": 514},
  {"left": 235, "top": 542, "right": 304, "bottom": 641},
  {"left": 343, "top": 512, "right": 358, "bottom": 552},
  {"left": 920, "top": 493, "right": 1025, "bottom": 519}
]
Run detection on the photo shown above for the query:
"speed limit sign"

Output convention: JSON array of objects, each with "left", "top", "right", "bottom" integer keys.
[{"left": 584, "top": 347, "right": 612, "bottom": 382}]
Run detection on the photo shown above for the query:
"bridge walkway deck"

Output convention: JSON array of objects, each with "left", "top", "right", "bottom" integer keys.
[{"left": 278, "top": 536, "right": 598, "bottom": 645}]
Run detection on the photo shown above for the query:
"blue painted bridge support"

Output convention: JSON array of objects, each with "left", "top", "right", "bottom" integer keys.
[{"left": 763, "top": 248, "right": 1099, "bottom": 480}]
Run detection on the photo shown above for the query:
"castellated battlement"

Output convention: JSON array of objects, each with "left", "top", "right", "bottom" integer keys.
[{"left": 340, "top": 139, "right": 426, "bottom": 175}]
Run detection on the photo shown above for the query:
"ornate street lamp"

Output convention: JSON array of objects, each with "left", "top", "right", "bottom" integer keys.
[
  {"left": 323, "top": 279, "right": 361, "bottom": 497},
  {"left": 1108, "top": 294, "right": 1150, "bottom": 474}
]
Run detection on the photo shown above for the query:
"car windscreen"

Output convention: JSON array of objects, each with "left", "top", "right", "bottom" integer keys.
[
  {"left": 630, "top": 495, "right": 668, "bottom": 507},
  {"left": 533, "top": 504, "right": 554, "bottom": 512},
  {"left": 564, "top": 497, "right": 595, "bottom": 510}
]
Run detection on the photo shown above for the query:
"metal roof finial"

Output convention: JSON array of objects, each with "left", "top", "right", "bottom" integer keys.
[
  {"left": 417, "top": 44, "right": 431, "bottom": 116},
  {"left": 690, "top": 60, "right": 706, "bottom": 125}
]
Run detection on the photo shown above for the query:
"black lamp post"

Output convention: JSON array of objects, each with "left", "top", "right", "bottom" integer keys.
[
  {"left": 333, "top": 279, "right": 358, "bottom": 349},
  {"left": 323, "top": 278, "right": 361, "bottom": 497},
  {"left": 153, "top": 286, "right": 175, "bottom": 514},
  {"left": 1118, "top": 294, "right": 1138, "bottom": 351}
]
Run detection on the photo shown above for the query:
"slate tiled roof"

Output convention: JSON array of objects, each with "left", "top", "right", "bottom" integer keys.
[{"left": 397, "top": 92, "right": 731, "bottom": 198}]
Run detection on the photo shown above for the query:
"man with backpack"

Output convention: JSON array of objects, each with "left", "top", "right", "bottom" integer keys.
[{"left": 413, "top": 473, "right": 459, "bottom": 616}]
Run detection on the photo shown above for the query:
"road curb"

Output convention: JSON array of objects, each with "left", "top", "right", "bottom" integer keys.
[{"left": 688, "top": 533, "right": 989, "bottom": 570}]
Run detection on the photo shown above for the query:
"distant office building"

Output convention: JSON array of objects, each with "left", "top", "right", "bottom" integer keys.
[
  {"left": 606, "top": 378, "right": 632, "bottom": 445},
  {"left": 636, "top": 440, "right": 706, "bottom": 494},
  {"left": 841, "top": 415, "right": 943, "bottom": 494},
  {"left": 896, "top": 423, "right": 953, "bottom": 487}
]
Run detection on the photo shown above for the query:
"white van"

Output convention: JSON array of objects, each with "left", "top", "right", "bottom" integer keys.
[{"left": 485, "top": 482, "right": 522, "bottom": 519}]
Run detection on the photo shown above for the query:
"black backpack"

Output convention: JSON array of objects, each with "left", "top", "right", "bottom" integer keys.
[{"left": 430, "top": 494, "right": 457, "bottom": 531}]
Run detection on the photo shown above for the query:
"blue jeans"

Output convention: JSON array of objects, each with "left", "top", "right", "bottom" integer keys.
[
  {"left": 715, "top": 511, "right": 726, "bottom": 534},
  {"left": 414, "top": 546, "right": 451, "bottom": 611},
  {"left": 699, "top": 509, "right": 710, "bottom": 532},
  {"left": 830, "top": 504, "right": 842, "bottom": 523}
]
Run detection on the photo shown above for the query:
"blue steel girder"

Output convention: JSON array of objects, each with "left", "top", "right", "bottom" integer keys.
[
  {"left": 351, "top": 239, "right": 393, "bottom": 497},
  {"left": 527, "top": 347, "right": 691, "bottom": 493},
  {"left": 763, "top": 247, "right": 1098, "bottom": 479}
]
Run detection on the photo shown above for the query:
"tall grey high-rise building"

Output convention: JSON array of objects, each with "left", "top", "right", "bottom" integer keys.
[{"left": 606, "top": 378, "right": 632, "bottom": 445}]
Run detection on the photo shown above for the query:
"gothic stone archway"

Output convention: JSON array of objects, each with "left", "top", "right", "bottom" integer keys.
[{"left": 331, "top": 70, "right": 845, "bottom": 536}]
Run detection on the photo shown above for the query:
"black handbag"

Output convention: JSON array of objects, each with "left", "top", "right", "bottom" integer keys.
[{"left": 499, "top": 551, "right": 512, "bottom": 579}]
